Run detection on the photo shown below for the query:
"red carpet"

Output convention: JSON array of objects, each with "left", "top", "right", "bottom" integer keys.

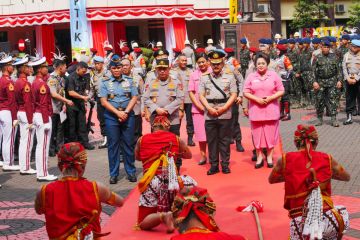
[{"left": 103, "top": 126, "right": 290, "bottom": 239}]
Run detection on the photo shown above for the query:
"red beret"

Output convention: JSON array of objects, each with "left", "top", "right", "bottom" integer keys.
[
  {"left": 104, "top": 47, "right": 112, "bottom": 51},
  {"left": 249, "top": 47, "right": 259, "bottom": 53},
  {"left": 152, "top": 47, "right": 159, "bottom": 52},
  {"left": 121, "top": 46, "right": 130, "bottom": 53},
  {"left": 90, "top": 48, "right": 97, "bottom": 53},
  {"left": 276, "top": 44, "right": 287, "bottom": 51},
  {"left": 195, "top": 48, "right": 205, "bottom": 53},
  {"left": 173, "top": 48, "right": 181, "bottom": 53},
  {"left": 134, "top": 47, "right": 142, "bottom": 53},
  {"left": 224, "top": 48, "right": 234, "bottom": 53}
]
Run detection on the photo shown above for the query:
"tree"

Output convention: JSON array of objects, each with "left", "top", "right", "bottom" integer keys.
[
  {"left": 290, "top": 0, "right": 332, "bottom": 30},
  {"left": 347, "top": 0, "right": 360, "bottom": 27}
]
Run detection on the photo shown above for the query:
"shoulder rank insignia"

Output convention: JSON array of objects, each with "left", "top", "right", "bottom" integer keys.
[
  {"left": 8, "top": 83, "right": 14, "bottom": 91},
  {"left": 24, "top": 84, "right": 30, "bottom": 93},
  {"left": 40, "top": 85, "right": 47, "bottom": 94}
]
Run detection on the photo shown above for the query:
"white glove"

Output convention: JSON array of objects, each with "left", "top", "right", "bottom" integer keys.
[{"left": 12, "top": 120, "right": 19, "bottom": 127}]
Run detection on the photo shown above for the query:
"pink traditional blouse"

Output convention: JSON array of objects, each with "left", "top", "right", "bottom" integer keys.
[
  {"left": 188, "top": 67, "right": 211, "bottom": 114},
  {"left": 243, "top": 70, "right": 284, "bottom": 121}
]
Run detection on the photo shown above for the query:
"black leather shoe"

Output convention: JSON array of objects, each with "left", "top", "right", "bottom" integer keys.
[
  {"left": 236, "top": 141, "right": 245, "bottom": 152},
  {"left": 251, "top": 150, "right": 257, "bottom": 161},
  {"left": 187, "top": 136, "right": 195, "bottom": 146},
  {"left": 222, "top": 166, "right": 231, "bottom": 174},
  {"left": 98, "top": 143, "right": 108, "bottom": 149},
  {"left": 207, "top": 167, "right": 220, "bottom": 175},
  {"left": 198, "top": 158, "right": 207, "bottom": 165},
  {"left": 255, "top": 160, "right": 264, "bottom": 169},
  {"left": 109, "top": 176, "right": 118, "bottom": 184},
  {"left": 49, "top": 151, "right": 56, "bottom": 157},
  {"left": 267, "top": 162, "right": 274, "bottom": 168},
  {"left": 84, "top": 144, "right": 95, "bottom": 150},
  {"left": 127, "top": 174, "right": 137, "bottom": 182}
]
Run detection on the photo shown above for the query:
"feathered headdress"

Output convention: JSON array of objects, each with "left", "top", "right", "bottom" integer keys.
[
  {"left": 51, "top": 47, "right": 66, "bottom": 60},
  {"left": 30, "top": 49, "right": 41, "bottom": 61},
  {"left": 192, "top": 39, "right": 199, "bottom": 49},
  {"left": 148, "top": 41, "right": 155, "bottom": 49},
  {"left": 118, "top": 40, "right": 127, "bottom": 49},
  {"left": 218, "top": 39, "right": 225, "bottom": 49}
]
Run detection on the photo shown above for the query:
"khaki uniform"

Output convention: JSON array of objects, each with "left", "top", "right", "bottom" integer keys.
[{"left": 90, "top": 69, "right": 107, "bottom": 137}]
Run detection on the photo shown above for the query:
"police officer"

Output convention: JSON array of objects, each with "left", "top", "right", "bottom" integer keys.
[
  {"left": 199, "top": 50, "right": 237, "bottom": 175},
  {"left": 239, "top": 38, "right": 251, "bottom": 78},
  {"left": 90, "top": 56, "right": 108, "bottom": 148},
  {"left": 0, "top": 54, "right": 19, "bottom": 171},
  {"left": 143, "top": 59, "right": 184, "bottom": 169},
  {"left": 48, "top": 55, "right": 74, "bottom": 156},
  {"left": 13, "top": 56, "right": 36, "bottom": 174},
  {"left": 170, "top": 54, "right": 195, "bottom": 146},
  {"left": 312, "top": 40, "right": 343, "bottom": 127},
  {"left": 343, "top": 39, "right": 360, "bottom": 125},
  {"left": 99, "top": 55, "right": 138, "bottom": 184},
  {"left": 29, "top": 56, "right": 57, "bottom": 181},
  {"left": 66, "top": 62, "right": 94, "bottom": 150}
]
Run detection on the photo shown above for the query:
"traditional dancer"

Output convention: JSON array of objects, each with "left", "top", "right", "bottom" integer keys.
[
  {"left": 35, "top": 142, "right": 124, "bottom": 239},
  {"left": 269, "top": 125, "right": 350, "bottom": 240},
  {"left": 135, "top": 115, "right": 194, "bottom": 233}
]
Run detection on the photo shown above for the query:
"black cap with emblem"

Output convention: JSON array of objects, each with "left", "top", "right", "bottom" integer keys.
[
  {"left": 155, "top": 59, "right": 169, "bottom": 68},
  {"left": 207, "top": 50, "right": 225, "bottom": 64}
]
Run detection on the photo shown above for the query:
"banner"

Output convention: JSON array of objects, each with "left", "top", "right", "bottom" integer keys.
[
  {"left": 70, "top": 0, "right": 90, "bottom": 59},
  {"left": 229, "top": 0, "right": 238, "bottom": 23}
]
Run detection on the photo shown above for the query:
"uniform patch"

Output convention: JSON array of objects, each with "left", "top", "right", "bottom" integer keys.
[
  {"left": 8, "top": 83, "right": 14, "bottom": 91},
  {"left": 40, "top": 85, "right": 47, "bottom": 94},
  {"left": 48, "top": 79, "right": 57, "bottom": 86},
  {"left": 24, "top": 84, "right": 30, "bottom": 93}
]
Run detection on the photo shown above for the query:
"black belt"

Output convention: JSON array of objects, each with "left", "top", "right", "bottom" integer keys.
[{"left": 207, "top": 98, "right": 229, "bottom": 104}]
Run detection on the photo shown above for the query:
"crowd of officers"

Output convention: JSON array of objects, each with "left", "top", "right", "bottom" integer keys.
[{"left": 0, "top": 30, "right": 360, "bottom": 185}]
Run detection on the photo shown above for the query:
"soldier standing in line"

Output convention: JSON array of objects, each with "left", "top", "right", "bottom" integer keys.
[
  {"left": 48, "top": 54, "right": 74, "bottom": 157},
  {"left": 170, "top": 54, "right": 195, "bottom": 146},
  {"left": 312, "top": 41, "right": 343, "bottom": 127},
  {"left": 99, "top": 55, "right": 138, "bottom": 184},
  {"left": 224, "top": 48, "right": 245, "bottom": 152},
  {"left": 343, "top": 40, "right": 360, "bottom": 125},
  {"left": 0, "top": 54, "right": 19, "bottom": 171},
  {"left": 287, "top": 38, "right": 302, "bottom": 108},
  {"left": 143, "top": 59, "right": 184, "bottom": 170},
  {"left": 182, "top": 40, "right": 196, "bottom": 69},
  {"left": 29, "top": 56, "right": 57, "bottom": 181},
  {"left": 239, "top": 38, "right": 251, "bottom": 79},
  {"left": 298, "top": 38, "right": 315, "bottom": 109},
  {"left": 199, "top": 50, "right": 237, "bottom": 175},
  {"left": 338, "top": 35, "right": 350, "bottom": 61},
  {"left": 90, "top": 56, "right": 108, "bottom": 149}
]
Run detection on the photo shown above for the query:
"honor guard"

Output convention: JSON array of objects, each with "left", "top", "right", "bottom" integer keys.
[
  {"left": 0, "top": 54, "right": 19, "bottom": 171},
  {"left": 90, "top": 56, "right": 107, "bottom": 148},
  {"left": 132, "top": 47, "right": 146, "bottom": 76},
  {"left": 13, "top": 56, "right": 36, "bottom": 174},
  {"left": 182, "top": 40, "right": 195, "bottom": 69},
  {"left": 48, "top": 51, "right": 74, "bottom": 156},
  {"left": 99, "top": 55, "right": 138, "bottom": 184},
  {"left": 239, "top": 38, "right": 251, "bottom": 78},
  {"left": 312, "top": 40, "right": 343, "bottom": 127},
  {"left": 143, "top": 59, "right": 185, "bottom": 169},
  {"left": 170, "top": 54, "right": 195, "bottom": 146},
  {"left": 29, "top": 56, "right": 57, "bottom": 181},
  {"left": 205, "top": 39, "right": 216, "bottom": 54},
  {"left": 199, "top": 50, "right": 237, "bottom": 175}
]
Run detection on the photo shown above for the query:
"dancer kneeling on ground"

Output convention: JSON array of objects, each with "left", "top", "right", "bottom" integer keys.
[
  {"left": 269, "top": 125, "right": 350, "bottom": 240},
  {"left": 34, "top": 142, "right": 124, "bottom": 239},
  {"left": 171, "top": 186, "right": 246, "bottom": 240},
  {"left": 135, "top": 115, "right": 195, "bottom": 233}
]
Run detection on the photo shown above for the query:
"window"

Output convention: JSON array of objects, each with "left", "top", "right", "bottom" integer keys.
[{"left": 0, "top": 32, "right": 8, "bottom": 42}]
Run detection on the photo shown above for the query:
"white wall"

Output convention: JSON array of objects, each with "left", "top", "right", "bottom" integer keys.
[{"left": 0, "top": 0, "right": 229, "bottom": 15}]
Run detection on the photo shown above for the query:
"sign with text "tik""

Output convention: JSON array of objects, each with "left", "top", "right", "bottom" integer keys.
[
  {"left": 229, "top": 0, "right": 238, "bottom": 23},
  {"left": 70, "top": 0, "right": 90, "bottom": 58}
]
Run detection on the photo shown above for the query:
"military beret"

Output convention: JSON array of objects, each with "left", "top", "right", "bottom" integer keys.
[
  {"left": 322, "top": 40, "right": 331, "bottom": 47},
  {"left": 133, "top": 47, "right": 142, "bottom": 53},
  {"left": 341, "top": 35, "right": 350, "bottom": 40},
  {"left": 329, "top": 36, "right": 337, "bottom": 43},
  {"left": 207, "top": 50, "right": 225, "bottom": 64},
  {"left": 109, "top": 54, "right": 122, "bottom": 67},
  {"left": 90, "top": 48, "right": 97, "bottom": 53},
  {"left": 288, "top": 38, "right": 296, "bottom": 44},
  {"left": 277, "top": 44, "right": 287, "bottom": 51},
  {"left": 278, "top": 39, "right": 288, "bottom": 44},
  {"left": 240, "top": 38, "right": 247, "bottom": 44},
  {"left": 295, "top": 38, "right": 303, "bottom": 44},
  {"left": 155, "top": 59, "right": 169, "bottom": 68},
  {"left": 93, "top": 56, "right": 104, "bottom": 63},
  {"left": 195, "top": 48, "right": 205, "bottom": 54},
  {"left": 312, "top": 38, "right": 321, "bottom": 44},
  {"left": 266, "top": 39, "right": 273, "bottom": 44},
  {"left": 351, "top": 39, "right": 360, "bottom": 47},
  {"left": 303, "top": 38, "right": 311, "bottom": 44},
  {"left": 121, "top": 46, "right": 130, "bottom": 53},
  {"left": 249, "top": 47, "right": 259, "bottom": 53},
  {"left": 258, "top": 38, "right": 267, "bottom": 44},
  {"left": 224, "top": 48, "right": 234, "bottom": 53},
  {"left": 172, "top": 48, "right": 181, "bottom": 53}
]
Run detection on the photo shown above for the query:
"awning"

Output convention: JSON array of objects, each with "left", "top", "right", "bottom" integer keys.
[{"left": 0, "top": 5, "right": 239, "bottom": 27}]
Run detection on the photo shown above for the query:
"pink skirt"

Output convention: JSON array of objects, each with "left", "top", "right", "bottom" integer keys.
[
  {"left": 192, "top": 113, "right": 207, "bottom": 142},
  {"left": 250, "top": 120, "right": 279, "bottom": 149}
]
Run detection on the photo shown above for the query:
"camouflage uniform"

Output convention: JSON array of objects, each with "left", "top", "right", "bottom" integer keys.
[
  {"left": 313, "top": 52, "right": 343, "bottom": 126},
  {"left": 298, "top": 47, "right": 315, "bottom": 107},
  {"left": 239, "top": 47, "right": 250, "bottom": 78},
  {"left": 287, "top": 48, "right": 302, "bottom": 106}
]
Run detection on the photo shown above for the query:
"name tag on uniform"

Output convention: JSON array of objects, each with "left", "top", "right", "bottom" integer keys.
[{"left": 122, "top": 81, "right": 130, "bottom": 88}]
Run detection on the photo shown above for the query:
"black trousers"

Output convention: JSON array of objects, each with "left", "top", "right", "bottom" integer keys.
[
  {"left": 133, "top": 114, "right": 143, "bottom": 146},
  {"left": 281, "top": 81, "right": 291, "bottom": 103},
  {"left": 205, "top": 119, "right": 232, "bottom": 168},
  {"left": 50, "top": 113, "right": 64, "bottom": 154},
  {"left": 66, "top": 106, "right": 89, "bottom": 146},
  {"left": 231, "top": 103, "right": 242, "bottom": 142},
  {"left": 169, "top": 124, "right": 182, "bottom": 171},
  {"left": 95, "top": 96, "right": 106, "bottom": 136},
  {"left": 184, "top": 103, "right": 194, "bottom": 135},
  {"left": 345, "top": 81, "right": 360, "bottom": 114}
]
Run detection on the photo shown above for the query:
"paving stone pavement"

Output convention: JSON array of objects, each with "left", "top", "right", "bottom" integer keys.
[{"left": 0, "top": 107, "right": 360, "bottom": 239}]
